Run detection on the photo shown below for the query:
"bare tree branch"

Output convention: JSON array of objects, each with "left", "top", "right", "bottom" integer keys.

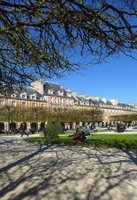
[{"left": 0, "top": 0, "right": 137, "bottom": 88}]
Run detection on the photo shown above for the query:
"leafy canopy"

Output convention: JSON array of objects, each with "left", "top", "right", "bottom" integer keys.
[{"left": 0, "top": 0, "right": 137, "bottom": 87}]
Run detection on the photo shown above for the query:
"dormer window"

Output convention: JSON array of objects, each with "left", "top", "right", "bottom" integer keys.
[
  {"left": 58, "top": 90, "right": 63, "bottom": 96},
  {"left": 22, "top": 95, "right": 26, "bottom": 99},
  {"left": 29, "top": 93, "right": 37, "bottom": 100},
  {"left": 48, "top": 89, "right": 53, "bottom": 95},
  {"left": 40, "top": 97, "right": 44, "bottom": 101},
  {"left": 32, "top": 95, "right": 36, "bottom": 100},
  {"left": 20, "top": 93, "right": 27, "bottom": 99},
  {"left": 11, "top": 94, "right": 16, "bottom": 98}
]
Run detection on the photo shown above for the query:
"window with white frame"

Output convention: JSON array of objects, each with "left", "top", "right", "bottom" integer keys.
[
  {"left": 85, "top": 101, "right": 89, "bottom": 105},
  {"left": 65, "top": 99, "right": 68, "bottom": 105},
  {"left": 55, "top": 97, "right": 58, "bottom": 104},
  {"left": 32, "top": 103, "right": 36, "bottom": 107},
  {"left": 50, "top": 97, "right": 53, "bottom": 104},
  {"left": 80, "top": 101, "right": 84, "bottom": 105},
  {"left": 70, "top": 100, "right": 73, "bottom": 105},
  {"left": 22, "top": 102, "right": 26, "bottom": 107},
  {"left": 60, "top": 98, "right": 63, "bottom": 104},
  {"left": 52, "top": 97, "right": 55, "bottom": 104},
  {"left": 12, "top": 101, "right": 16, "bottom": 107}
]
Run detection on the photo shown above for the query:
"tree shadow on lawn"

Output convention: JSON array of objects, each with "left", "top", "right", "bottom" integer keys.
[{"left": 0, "top": 144, "right": 137, "bottom": 200}]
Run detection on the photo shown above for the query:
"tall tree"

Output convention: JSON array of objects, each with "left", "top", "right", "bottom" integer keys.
[
  {"left": 110, "top": 113, "right": 137, "bottom": 123},
  {"left": 59, "top": 108, "right": 103, "bottom": 124},
  {"left": 0, "top": 104, "right": 16, "bottom": 130},
  {"left": 0, "top": 0, "right": 137, "bottom": 86}
]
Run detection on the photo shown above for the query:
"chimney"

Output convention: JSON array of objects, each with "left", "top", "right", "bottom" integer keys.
[
  {"left": 109, "top": 99, "right": 118, "bottom": 105},
  {"left": 102, "top": 98, "right": 107, "bottom": 103},
  {"left": 72, "top": 92, "right": 77, "bottom": 98},
  {"left": 31, "top": 79, "right": 44, "bottom": 95},
  {"left": 90, "top": 96, "right": 99, "bottom": 102}
]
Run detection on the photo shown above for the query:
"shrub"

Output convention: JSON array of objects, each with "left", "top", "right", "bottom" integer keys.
[{"left": 43, "top": 118, "right": 63, "bottom": 143}]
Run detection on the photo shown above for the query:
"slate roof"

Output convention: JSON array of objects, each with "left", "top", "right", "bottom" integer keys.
[
  {"left": 106, "top": 101, "right": 113, "bottom": 106},
  {"left": 117, "top": 103, "right": 127, "bottom": 108},
  {"left": 44, "top": 82, "right": 65, "bottom": 95},
  {"left": 89, "top": 99, "right": 99, "bottom": 106},
  {"left": 1, "top": 80, "right": 137, "bottom": 111},
  {"left": 10, "top": 87, "right": 43, "bottom": 100}
]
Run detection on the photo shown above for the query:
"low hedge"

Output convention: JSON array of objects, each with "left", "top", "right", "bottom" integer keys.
[{"left": 26, "top": 134, "right": 137, "bottom": 149}]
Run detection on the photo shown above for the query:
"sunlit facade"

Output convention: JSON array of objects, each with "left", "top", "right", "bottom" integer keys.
[{"left": 0, "top": 79, "right": 137, "bottom": 131}]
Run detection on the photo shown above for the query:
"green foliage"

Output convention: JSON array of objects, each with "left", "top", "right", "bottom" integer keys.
[
  {"left": 27, "top": 107, "right": 49, "bottom": 122},
  {"left": 91, "top": 134, "right": 137, "bottom": 149},
  {"left": 0, "top": 105, "right": 51, "bottom": 124},
  {"left": 0, "top": 105, "right": 16, "bottom": 122},
  {"left": 59, "top": 108, "right": 103, "bottom": 124},
  {"left": 110, "top": 114, "right": 137, "bottom": 122},
  {"left": 27, "top": 134, "right": 137, "bottom": 149},
  {"left": 1, "top": 0, "right": 137, "bottom": 86},
  {"left": 43, "top": 118, "right": 63, "bottom": 143}
]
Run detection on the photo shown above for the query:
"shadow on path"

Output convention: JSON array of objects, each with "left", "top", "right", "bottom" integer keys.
[
  {"left": 0, "top": 144, "right": 52, "bottom": 174},
  {"left": 0, "top": 143, "right": 137, "bottom": 200}
]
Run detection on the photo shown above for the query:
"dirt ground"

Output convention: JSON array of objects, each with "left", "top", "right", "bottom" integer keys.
[{"left": 0, "top": 136, "right": 137, "bottom": 200}]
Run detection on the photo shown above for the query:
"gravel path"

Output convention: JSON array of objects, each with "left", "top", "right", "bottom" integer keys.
[{"left": 0, "top": 136, "right": 137, "bottom": 200}]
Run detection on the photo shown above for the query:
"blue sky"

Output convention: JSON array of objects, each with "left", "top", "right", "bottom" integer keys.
[{"left": 47, "top": 53, "right": 137, "bottom": 104}]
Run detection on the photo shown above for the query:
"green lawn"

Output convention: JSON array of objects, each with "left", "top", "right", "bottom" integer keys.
[
  {"left": 91, "top": 134, "right": 137, "bottom": 149},
  {"left": 26, "top": 133, "right": 137, "bottom": 149},
  {"left": 62, "top": 129, "right": 115, "bottom": 135}
]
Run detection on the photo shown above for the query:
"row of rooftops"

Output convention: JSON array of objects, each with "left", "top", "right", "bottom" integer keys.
[
  {"left": 1, "top": 80, "right": 137, "bottom": 111},
  {"left": 42, "top": 82, "right": 137, "bottom": 110}
]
